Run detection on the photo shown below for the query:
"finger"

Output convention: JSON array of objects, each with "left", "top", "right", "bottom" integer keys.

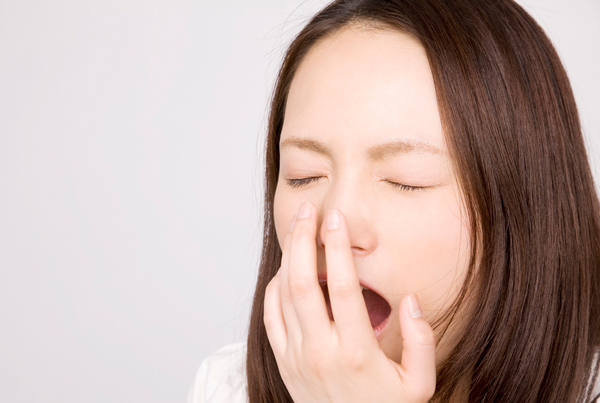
[
  {"left": 279, "top": 226, "right": 304, "bottom": 344},
  {"left": 286, "top": 201, "right": 330, "bottom": 341},
  {"left": 264, "top": 274, "right": 287, "bottom": 358},
  {"left": 398, "top": 294, "right": 437, "bottom": 398},
  {"left": 323, "top": 209, "right": 374, "bottom": 343}
]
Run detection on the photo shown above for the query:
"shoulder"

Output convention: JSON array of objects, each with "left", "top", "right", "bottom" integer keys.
[{"left": 187, "top": 342, "right": 247, "bottom": 403}]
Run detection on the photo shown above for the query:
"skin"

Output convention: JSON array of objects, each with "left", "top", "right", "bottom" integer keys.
[{"left": 263, "top": 24, "right": 472, "bottom": 402}]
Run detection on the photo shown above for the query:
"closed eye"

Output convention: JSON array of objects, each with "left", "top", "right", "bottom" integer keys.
[
  {"left": 286, "top": 176, "right": 322, "bottom": 188},
  {"left": 286, "top": 177, "right": 426, "bottom": 191},
  {"left": 385, "top": 180, "right": 426, "bottom": 191}
]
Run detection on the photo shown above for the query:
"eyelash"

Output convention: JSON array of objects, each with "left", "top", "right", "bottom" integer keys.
[{"left": 286, "top": 177, "right": 425, "bottom": 191}]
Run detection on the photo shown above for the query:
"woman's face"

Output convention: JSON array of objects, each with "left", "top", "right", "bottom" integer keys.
[{"left": 273, "top": 25, "right": 471, "bottom": 365}]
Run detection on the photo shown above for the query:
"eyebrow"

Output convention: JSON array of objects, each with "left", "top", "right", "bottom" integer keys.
[{"left": 280, "top": 136, "right": 442, "bottom": 161}]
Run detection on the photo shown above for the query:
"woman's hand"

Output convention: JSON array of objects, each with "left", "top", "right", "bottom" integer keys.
[{"left": 263, "top": 201, "right": 437, "bottom": 403}]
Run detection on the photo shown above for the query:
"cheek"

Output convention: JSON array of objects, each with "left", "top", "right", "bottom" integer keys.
[
  {"left": 381, "top": 191, "right": 470, "bottom": 308},
  {"left": 406, "top": 202, "right": 467, "bottom": 268}
]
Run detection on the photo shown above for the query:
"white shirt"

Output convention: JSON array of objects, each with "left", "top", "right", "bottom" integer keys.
[
  {"left": 187, "top": 342, "right": 600, "bottom": 403},
  {"left": 187, "top": 343, "right": 247, "bottom": 403}
]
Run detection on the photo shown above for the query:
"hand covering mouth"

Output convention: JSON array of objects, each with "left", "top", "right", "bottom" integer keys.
[{"left": 319, "top": 280, "right": 392, "bottom": 329}]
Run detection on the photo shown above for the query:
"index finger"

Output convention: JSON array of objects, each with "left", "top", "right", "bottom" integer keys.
[{"left": 323, "top": 209, "right": 376, "bottom": 345}]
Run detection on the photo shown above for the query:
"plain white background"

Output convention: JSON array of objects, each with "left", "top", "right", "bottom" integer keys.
[{"left": 0, "top": 1, "right": 598, "bottom": 402}]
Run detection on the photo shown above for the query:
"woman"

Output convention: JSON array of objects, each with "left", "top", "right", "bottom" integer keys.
[{"left": 189, "top": 0, "right": 600, "bottom": 401}]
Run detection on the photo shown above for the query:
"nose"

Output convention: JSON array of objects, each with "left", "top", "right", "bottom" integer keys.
[{"left": 316, "top": 178, "right": 378, "bottom": 258}]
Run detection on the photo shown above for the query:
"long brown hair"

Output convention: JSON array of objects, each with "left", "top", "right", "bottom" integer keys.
[{"left": 246, "top": 0, "right": 600, "bottom": 401}]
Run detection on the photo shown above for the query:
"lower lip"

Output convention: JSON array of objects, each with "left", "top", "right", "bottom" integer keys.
[{"left": 373, "top": 314, "right": 390, "bottom": 338}]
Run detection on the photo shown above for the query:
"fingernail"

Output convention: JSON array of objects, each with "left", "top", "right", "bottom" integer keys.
[
  {"left": 289, "top": 214, "right": 297, "bottom": 232},
  {"left": 408, "top": 294, "right": 424, "bottom": 319},
  {"left": 298, "top": 202, "right": 312, "bottom": 219},
  {"left": 327, "top": 210, "right": 341, "bottom": 230}
]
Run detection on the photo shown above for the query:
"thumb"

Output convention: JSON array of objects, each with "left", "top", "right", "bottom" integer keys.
[{"left": 398, "top": 294, "right": 437, "bottom": 399}]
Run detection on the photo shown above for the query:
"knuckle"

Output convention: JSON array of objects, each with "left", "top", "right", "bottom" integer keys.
[
  {"left": 277, "top": 279, "right": 295, "bottom": 304},
  {"left": 325, "top": 235, "right": 345, "bottom": 250},
  {"left": 342, "top": 348, "right": 368, "bottom": 370},
  {"left": 329, "top": 281, "right": 356, "bottom": 301},
  {"left": 280, "top": 285, "right": 293, "bottom": 304},
  {"left": 291, "top": 223, "right": 313, "bottom": 240},
  {"left": 289, "top": 277, "right": 314, "bottom": 299},
  {"left": 304, "top": 347, "right": 328, "bottom": 373},
  {"left": 412, "top": 327, "right": 436, "bottom": 348}
]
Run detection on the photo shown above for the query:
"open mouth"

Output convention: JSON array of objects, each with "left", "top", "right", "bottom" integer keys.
[{"left": 319, "top": 280, "right": 392, "bottom": 334}]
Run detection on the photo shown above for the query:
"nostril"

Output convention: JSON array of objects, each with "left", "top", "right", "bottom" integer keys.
[
  {"left": 351, "top": 246, "right": 368, "bottom": 256},
  {"left": 317, "top": 236, "right": 325, "bottom": 250},
  {"left": 316, "top": 227, "right": 327, "bottom": 250}
]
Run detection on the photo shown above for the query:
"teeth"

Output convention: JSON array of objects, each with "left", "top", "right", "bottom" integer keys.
[{"left": 360, "top": 286, "right": 365, "bottom": 292}]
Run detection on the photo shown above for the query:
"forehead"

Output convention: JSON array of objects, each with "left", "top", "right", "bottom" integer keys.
[{"left": 282, "top": 25, "right": 445, "bottom": 155}]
